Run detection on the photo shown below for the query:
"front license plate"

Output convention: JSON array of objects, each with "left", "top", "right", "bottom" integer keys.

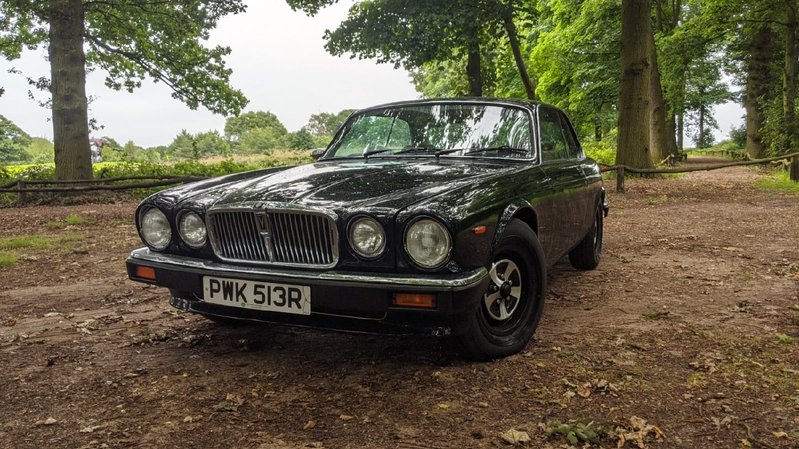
[{"left": 202, "top": 276, "right": 311, "bottom": 315}]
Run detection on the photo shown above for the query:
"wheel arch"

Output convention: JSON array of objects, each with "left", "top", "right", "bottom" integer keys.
[{"left": 492, "top": 201, "right": 539, "bottom": 251}]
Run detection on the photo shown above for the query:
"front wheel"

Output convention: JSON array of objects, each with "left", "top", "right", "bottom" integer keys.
[{"left": 456, "top": 219, "right": 546, "bottom": 361}]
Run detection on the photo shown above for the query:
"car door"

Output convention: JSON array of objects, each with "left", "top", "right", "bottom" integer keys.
[
  {"left": 536, "top": 106, "right": 587, "bottom": 264},
  {"left": 558, "top": 110, "right": 595, "bottom": 243}
]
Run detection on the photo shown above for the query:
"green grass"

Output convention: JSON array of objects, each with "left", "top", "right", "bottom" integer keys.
[
  {"left": 47, "top": 214, "right": 87, "bottom": 229},
  {"left": 757, "top": 170, "right": 799, "bottom": 193},
  {"left": 0, "top": 235, "right": 50, "bottom": 250},
  {"left": 65, "top": 214, "right": 85, "bottom": 225},
  {"left": 0, "top": 252, "right": 17, "bottom": 267}
]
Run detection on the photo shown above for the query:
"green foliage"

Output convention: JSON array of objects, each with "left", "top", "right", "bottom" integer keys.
[
  {"left": 0, "top": 235, "right": 49, "bottom": 250},
  {"left": 530, "top": 0, "right": 621, "bottom": 138},
  {"left": 757, "top": 169, "right": 799, "bottom": 193},
  {"left": 238, "top": 127, "right": 284, "bottom": 154},
  {"left": 284, "top": 129, "right": 316, "bottom": 150},
  {"left": 729, "top": 124, "right": 747, "bottom": 148},
  {"left": 167, "top": 130, "right": 198, "bottom": 160},
  {"left": 583, "top": 140, "right": 617, "bottom": 166},
  {"left": 305, "top": 109, "right": 355, "bottom": 137},
  {"left": 0, "top": 252, "right": 17, "bottom": 268},
  {"left": 65, "top": 214, "right": 86, "bottom": 225},
  {"left": 25, "top": 137, "right": 54, "bottom": 164},
  {"left": 0, "top": 114, "right": 32, "bottom": 164},
  {"left": 194, "top": 130, "right": 231, "bottom": 157},
  {"left": 546, "top": 419, "right": 604, "bottom": 445},
  {"left": 224, "top": 111, "right": 287, "bottom": 142},
  {"left": 1, "top": 1, "right": 248, "bottom": 116}
]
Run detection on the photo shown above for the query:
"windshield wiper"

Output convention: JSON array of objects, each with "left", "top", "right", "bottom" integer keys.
[
  {"left": 395, "top": 146, "right": 438, "bottom": 154},
  {"left": 464, "top": 146, "right": 529, "bottom": 156},
  {"left": 362, "top": 147, "right": 392, "bottom": 158}
]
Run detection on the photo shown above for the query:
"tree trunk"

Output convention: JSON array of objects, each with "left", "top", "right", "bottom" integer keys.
[
  {"left": 677, "top": 112, "right": 684, "bottom": 150},
  {"left": 594, "top": 116, "right": 602, "bottom": 141},
  {"left": 466, "top": 24, "right": 483, "bottom": 97},
  {"left": 49, "top": 0, "right": 92, "bottom": 180},
  {"left": 744, "top": 26, "right": 774, "bottom": 159},
  {"left": 617, "top": 0, "right": 654, "bottom": 169},
  {"left": 648, "top": 29, "right": 669, "bottom": 163},
  {"left": 783, "top": 0, "right": 797, "bottom": 152},
  {"left": 502, "top": 0, "right": 536, "bottom": 100},
  {"left": 666, "top": 112, "right": 679, "bottom": 155},
  {"left": 698, "top": 106, "right": 705, "bottom": 148}
]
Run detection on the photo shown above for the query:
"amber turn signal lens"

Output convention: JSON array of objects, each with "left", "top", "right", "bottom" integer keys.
[
  {"left": 135, "top": 266, "right": 156, "bottom": 280},
  {"left": 393, "top": 293, "right": 436, "bottom": 309},
  {"left": 472, "top": 225, "right": 487, "bottom": 235}
]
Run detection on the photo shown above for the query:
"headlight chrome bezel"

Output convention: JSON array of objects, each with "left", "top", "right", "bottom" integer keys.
[
  {"left": 347, "top": 215, "right": 387, "bottom": 260},
  {"left": 139, "top": 207, "right": 172, "bottom": 251},
  {"left": 177, "top": 211, "right": 208, "bottom": 248},
  {"left": 403, "top": 216, "right": 453, "bottom": 270}
]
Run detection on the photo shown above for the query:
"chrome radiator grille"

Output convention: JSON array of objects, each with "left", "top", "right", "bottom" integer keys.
[{"left": 207, "top": 209, "right": 338, "bottom": 268}]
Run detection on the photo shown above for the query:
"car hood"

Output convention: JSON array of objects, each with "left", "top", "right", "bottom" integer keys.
[{"left": 189, "top": 159, "right": 517, "bottom": 212}]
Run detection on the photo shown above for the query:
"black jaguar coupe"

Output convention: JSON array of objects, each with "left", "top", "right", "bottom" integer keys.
[{"left": 126, "top": 98, "right": 607, "bottom": 360}]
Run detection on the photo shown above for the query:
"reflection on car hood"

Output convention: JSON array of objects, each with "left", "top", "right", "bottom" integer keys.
[{"left": 195, "top": 159, "right": 517, "bottom": 211}]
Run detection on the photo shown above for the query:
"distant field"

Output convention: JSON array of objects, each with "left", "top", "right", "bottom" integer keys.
[{"left": 1, "top": 149, "right": 314, "bottom": 181}]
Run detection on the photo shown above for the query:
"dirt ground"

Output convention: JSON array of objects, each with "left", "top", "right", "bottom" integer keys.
[{"left": 0, "top": 159, "right": 797, "bottom": 449}]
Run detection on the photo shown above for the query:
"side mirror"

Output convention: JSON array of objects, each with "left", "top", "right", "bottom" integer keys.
[{"left": 311, "top": 148, "right": 326, "bottom": 160}]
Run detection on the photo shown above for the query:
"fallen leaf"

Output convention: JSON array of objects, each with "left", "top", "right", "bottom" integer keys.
[
  {"left": 500, "top": 429, "right": 530, "bottom": 445},
  {"left": 304, "top": 420, "right": 317, "bottom": 430},
  {"left": 339, "top": 415, "right": 354, "bottom": 421}
]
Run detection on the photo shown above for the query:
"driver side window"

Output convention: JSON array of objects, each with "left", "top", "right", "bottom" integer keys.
[{"left": 335, "top": 116, "right": 411, "bottom": 156}]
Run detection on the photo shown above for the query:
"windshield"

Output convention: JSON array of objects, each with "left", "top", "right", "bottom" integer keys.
[{"left": 324, "top": 103, "right": 533, "bottom": 159}]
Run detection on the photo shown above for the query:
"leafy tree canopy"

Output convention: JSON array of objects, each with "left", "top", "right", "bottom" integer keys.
[
  {"left": 0, "top": 0, "right": 249, "bottom": 116},
  {"left": 224, "top": 111, "right": 287, "bottom": 142},
  {"left": 304, "top": 109, "right": 355, "bottom": 137},
  {"left": 0, "top": 114, "right": 32, "bottom": 164}
]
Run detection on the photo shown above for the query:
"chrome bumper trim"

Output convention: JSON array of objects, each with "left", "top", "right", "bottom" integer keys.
[{"left": 128, "top": 248, "right": 487, "bottom": 289}]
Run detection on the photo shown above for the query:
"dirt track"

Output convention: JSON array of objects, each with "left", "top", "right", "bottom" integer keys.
[{"left": 1, "top": 160, "right": 797, "bottom": 449}]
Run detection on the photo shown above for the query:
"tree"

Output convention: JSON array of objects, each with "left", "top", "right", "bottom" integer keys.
[
  {"left": 289, "top": 0, "right": 536, "bottom": 97},
  {"left": 305, "top": 109, "right": 356, "bottom": 138},
  {"left": 0, "top": 1, "right": 248, "bottom": 179},
  {"left": 224, "top": 111, "right": 287, "bottom": 143},
  {"left": 238, "top": 128, "right": 284, "bottom": 154},
  {"left": 195, "top": 130, "right": 231, "bottom": 157},
  {"left": 285, "top": 129, "right": 316, "bottom": 150},
  {"left": 167, "top": 130, "right": 197, "bottom": 160},
  {"left": 0, "top": 114, "right": 32, "bottom": 164},
  {"left": 25, "top": 137, "right": 54, "bottom": 164},
  {"left": 617, "top": 0, "right": 655, "bottom": 169}
]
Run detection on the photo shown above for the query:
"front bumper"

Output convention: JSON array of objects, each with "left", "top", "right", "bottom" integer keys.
[{"left": 126, "top": 248, "right": 489, "bottom": 335}]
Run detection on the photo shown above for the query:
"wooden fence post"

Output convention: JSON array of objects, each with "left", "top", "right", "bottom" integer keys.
[
  {"left": 616, "top": 166, "right": 625, "bottom": 193},
  {"left": 791, "top": 155, "right": 799, "bottom": 182},
  {"left": 17, "top": 180, "right": 27, "bottom": 203}
]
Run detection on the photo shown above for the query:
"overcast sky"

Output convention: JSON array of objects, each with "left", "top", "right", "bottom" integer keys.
[{"left": 0, "top": 1, "right": 743, "bottom": 148}]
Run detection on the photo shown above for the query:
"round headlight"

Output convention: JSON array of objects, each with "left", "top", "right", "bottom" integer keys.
[
  {"left": 404, "top": 218, "right": 452, "bottom": 269},
  {"left": 140, "top": 208, "right": 171, "bottom": 250},
  {"left": 178, "top": 212, "right": 207, "bottom": 248},
  {"left": 348, "top": 216, "right": 386, "bottom": 259}
]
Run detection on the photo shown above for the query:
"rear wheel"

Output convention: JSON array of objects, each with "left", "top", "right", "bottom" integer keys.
[
  {"left": 569, "top": 203, "right": 603, "bottom": 270},
  {"left": 457, "top": 219, "right": 546, "bottom": 361}
]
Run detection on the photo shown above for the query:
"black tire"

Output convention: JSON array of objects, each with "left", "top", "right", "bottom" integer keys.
[
  {"left": 569, "top": 203, "right": 603, "bottom": 270},
  {"left": 457, "top": 219, "right": 547, "bottom": 361}
]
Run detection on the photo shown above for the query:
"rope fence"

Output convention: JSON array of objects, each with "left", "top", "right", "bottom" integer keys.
[{"left": 601, "top": 152, "right": 799, "bottom": 192}]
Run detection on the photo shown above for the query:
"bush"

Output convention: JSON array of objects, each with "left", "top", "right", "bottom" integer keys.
[
  {"left": 582, "top": 140, "right": 616, "bottom": 166},
  {"left": 729, "top": 124, "right": 747, "bottom": 149}
]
